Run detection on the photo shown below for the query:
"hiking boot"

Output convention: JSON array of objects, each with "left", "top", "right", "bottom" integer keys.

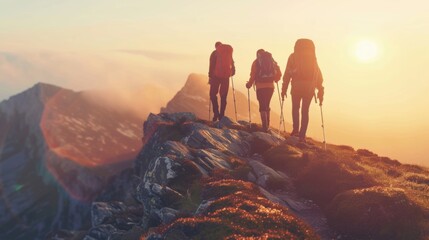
[
  {"left": 267, "top": 110, "right": 270, "bottom": 129},
  {"left": 212, "top": 115, "right": 219, "bottom": 122},
  {"left": 290, "top": 130, "right": 299, "bottom": 137},
  {"left": 260, "top": 111, "right": 268, "bottom": 132}
]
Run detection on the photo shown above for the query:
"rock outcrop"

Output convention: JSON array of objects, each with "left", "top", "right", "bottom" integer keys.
[
  {"left": 69, "top": 112, "right": 321, "bottom": 240},
  {"left": 48, "top": 112, "right": 429, "bottom": 240}
]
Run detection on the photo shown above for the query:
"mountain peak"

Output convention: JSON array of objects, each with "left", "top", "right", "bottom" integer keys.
[
  {"left": 182, "top": 73, "right": 209, "bottom": 93},
  {"left": 161, "top": 73, "right": 283, "bottom": 126},
  {"left": 0, "top": 82, "right": 73, "bottom": 118},
  {"left": 31, "top": 81, "right": 63, "bottom": 91},
  {"left": 30, "top": 82, "right": 71, "bottom": 101}
]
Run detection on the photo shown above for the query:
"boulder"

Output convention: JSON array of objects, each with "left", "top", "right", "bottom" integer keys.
[
  {"left": 250, "top": 131, "right": 285, "bottom": 154},
  {"left": 217, "top": 116, "right": 247, "bottom": 131},
  {"left": 137, "top": 114, "right": 196, "bottom": 176},
  {"left": 154, "top": 207, "right": 180, "bottom": 224},
  {"left": 91, "top": 202, "right": 127, "bottom": 227},
  {"left": 83, "top": 224, "right": 121, "bottom": 240},
  {"left": 136, "top": 182, "right": 184, "bottom": 229},
  {"left": 193, "top": 148, "right": 232, "bottom": 172},
  {"left": 91, "top": 202, "right": 143, "bottom": 231},
  {"left": 247, "top": 159, "right": 289, "bottom": 189},
  {"left": 182, "top": 123, "right": 251, "bottom": 157},
  {"left": 143, "top": 156, "right": 182, "bottom": 185},
  {"left": 136, "top": 182, "right": 184, "bottom": 208}
]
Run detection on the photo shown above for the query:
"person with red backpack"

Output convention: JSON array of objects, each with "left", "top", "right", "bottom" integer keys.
[
  {"left": 246, "top": 49, "right": 282, "bottom": 132},
  {"left": 281, "top": 39, "right": 324, "bottom": 142},
  {"left": 208, "top": 42, "right": 235, "bottom": 121}
]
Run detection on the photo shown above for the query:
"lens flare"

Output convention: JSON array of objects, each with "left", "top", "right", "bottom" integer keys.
[{"left": 40, "top": 89, "right": 143, "bottom": 201}]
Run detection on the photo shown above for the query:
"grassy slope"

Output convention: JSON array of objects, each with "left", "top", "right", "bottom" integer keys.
[{"left": 264, "top": 134, "right": 429, "bottom": 239}]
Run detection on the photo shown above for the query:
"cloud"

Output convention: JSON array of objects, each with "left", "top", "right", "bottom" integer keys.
[
  {"left": 82, "top": 84, "right": 172, "bottom": 119},
  {"left": 117, "top": 49, "right": 196, "bottom": 61},
  {"left": 0, "top": 50, "right": 189, "bottom": 102}
]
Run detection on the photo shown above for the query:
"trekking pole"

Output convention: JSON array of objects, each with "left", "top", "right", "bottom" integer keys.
[
  {"left": 281, "top": 98, "right": 286, "bottom": 132},
  {"left": 247, "top": 88, "right": 251, "bottom": 129},
  {"left": 231, "top": 77, "right": 238, "bottom": 121},
  {"left": 314, "top": 92, "right": 326, "bottom": 150},
  {"left": 276, "top": 82, "right": 286, "bottom": 133},
  {"left": 320, "top": 104, "right": 327, "bottom": 150}
]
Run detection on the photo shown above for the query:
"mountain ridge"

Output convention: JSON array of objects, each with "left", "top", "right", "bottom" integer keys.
[
  {"left": 1, "top": 78, "right": 428, "bottom": 239},
  {"left": 49, "top": 112, "right": 429, "bottom": 240},
  {"left": 0, "top": 83, "right": 143, "bottom": 239}
]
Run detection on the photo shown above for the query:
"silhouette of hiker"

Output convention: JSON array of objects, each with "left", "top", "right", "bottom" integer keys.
[
  {"left": 246, "top": 49, "right": 282, "bottom": 132},
  {"left": 281, "top": 39, "right": 324, "bottom": 142},
  {"left": 208, "top": 42, "right": 235, "bottom": 121}
]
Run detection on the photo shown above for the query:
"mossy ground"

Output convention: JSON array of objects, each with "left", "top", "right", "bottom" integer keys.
[
  {"left": 327, "top": 187, "right": 422, "bottom": 240},
  {"left": 264, "top": 140, "right": 429, "bottom": 239},
  {"left": 143, "top": 177, "right": 318, "bottom": 240}
]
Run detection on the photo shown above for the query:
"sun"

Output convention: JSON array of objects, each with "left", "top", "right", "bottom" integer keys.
[{"left": 355, "top": 40, "right": 379, "bottom": 62}]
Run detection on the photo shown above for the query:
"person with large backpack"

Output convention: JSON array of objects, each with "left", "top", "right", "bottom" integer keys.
[
  {"left": 281, "top": 39, "right": 324, "bottom": 142},
  {"left": 208, "top": 41, "right": 235, "bottom": 121},
  {"left": 246, "top": 49, "right": 282, "bottom": 132}
]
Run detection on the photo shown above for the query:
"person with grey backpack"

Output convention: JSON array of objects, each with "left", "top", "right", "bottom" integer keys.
[{"left": 246, "top": 49, "right": 282, "bottom": 132}]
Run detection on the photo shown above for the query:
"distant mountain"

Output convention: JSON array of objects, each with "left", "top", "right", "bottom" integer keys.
[
  {"left": 0, "top": 83, "right": 143, "bottom": 239},
  {"left": 161, "top": 73, "right": 290, "bottom": 129}
]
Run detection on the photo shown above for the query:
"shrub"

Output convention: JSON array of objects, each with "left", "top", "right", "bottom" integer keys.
[
  {"left": 263, "top": 144, "right": 306, "bottom": 177},
  {"left": 296, "top": 159, "right": 376, "bottom": 206},
  {"left": 326, "top": 187, "right": 422, "bottom": 240}
]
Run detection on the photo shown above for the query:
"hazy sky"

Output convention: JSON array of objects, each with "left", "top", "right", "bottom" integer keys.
[{"left": 1, "top": 0, "right": 428, "bottom": 165}]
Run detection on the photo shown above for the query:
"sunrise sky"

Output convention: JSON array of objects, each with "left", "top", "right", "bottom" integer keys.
[{"left": 1, "top": 0, "right": 428, "bottom": 165}]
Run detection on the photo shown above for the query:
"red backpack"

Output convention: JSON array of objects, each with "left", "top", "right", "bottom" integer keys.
[{"left": 214, "top": 44, "right": 233, "bottom": 79}]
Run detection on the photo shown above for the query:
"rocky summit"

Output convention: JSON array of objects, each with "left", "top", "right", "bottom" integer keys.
[{"left": 49, "top": 112, "right": 429, "bottom": 240}]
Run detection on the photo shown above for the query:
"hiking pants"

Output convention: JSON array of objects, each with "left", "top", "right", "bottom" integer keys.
[
  {"left": 209, "top": 77, "right": 229, "bottom": 117},
  {"left": 291, "top": 93, "right": 313, "bottom": 137},
  {"left": 256, "top": 88, "right": 274, "bottom": 112}
]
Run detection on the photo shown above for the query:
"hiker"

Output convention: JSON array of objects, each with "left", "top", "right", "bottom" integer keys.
[
  {"left": 281, "top": 39, "right": 324, "bottom": 142},
  {"left": 208, "top": 42, "right": 235, "bottom": 121},
  {"left": 246, "top": 49, "right": 282, "bottom": 132}
]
